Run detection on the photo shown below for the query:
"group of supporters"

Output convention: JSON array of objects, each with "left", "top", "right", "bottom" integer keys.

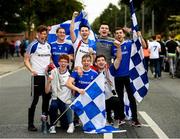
[
  {"left": 0, "top": 37, "right": 29, "bottom": 59},
  {"left": 24, "top": 11, "right": 146, "bottom": 134},
  {"left": 143, "top": 34, "right": 180, "bottom": 79}
]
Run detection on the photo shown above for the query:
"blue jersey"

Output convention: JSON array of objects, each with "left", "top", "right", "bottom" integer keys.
[
  {"left": 70, "top": 69, "right": 98, "bottom": 96},
  {"left": 110, "top": 40, "right": 132, "bottom": 77},
  {"left": 51, "top": 41, "right": 74, "bottom": 67}
]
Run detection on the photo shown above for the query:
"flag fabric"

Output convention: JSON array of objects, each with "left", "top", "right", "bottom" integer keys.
[
  {"left": 70, "top": 73, "right": 120, "bottom": 134},
  {"left": 124, "top": 91, "right": 132, "bottom": 120},
  {"left": 129, "top": 0, "right": 149, "bottom": 103},
  {"left": 48, "top": 11, "right": 96, "bottom": 48}
]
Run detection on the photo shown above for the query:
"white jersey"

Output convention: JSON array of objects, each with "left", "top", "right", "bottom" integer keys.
[
  {"left": 73, "top": 39, "right": 96, "bottom": 67},
  {"left": 50, "top": 68, "right": 72, "bottom": 104},
  {"left": 148, "top": 40, "right": 161, "bottom": 59},
  {"left": 26, "top": 40, "right": 51, "bottom": 75}
]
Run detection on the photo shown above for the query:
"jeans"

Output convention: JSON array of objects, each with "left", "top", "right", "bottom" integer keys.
[
  {"left": 49, "top": 98, "right": 74, "bottom": 127},
  {"left": 168, "top": 54, "right": 177, "bottom": 76},
  {"left": 150, "top": 59, "right": 161, "bottom": 77}
]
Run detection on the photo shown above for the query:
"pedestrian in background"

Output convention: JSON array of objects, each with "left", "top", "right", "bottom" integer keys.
[
  {"left": 148, "top": 35, "right": 161, "bottom": 79},
  {"left": 165, "top": 34, "right": 179, "bottom": 78}
]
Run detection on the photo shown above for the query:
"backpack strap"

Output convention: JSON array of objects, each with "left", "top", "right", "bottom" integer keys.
[{"left": 74, "top": 40, "right": 82, "bottom": 59}]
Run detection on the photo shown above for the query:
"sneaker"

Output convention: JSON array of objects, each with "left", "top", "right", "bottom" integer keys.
[
  {"left": 131, "top": 119, "right": 141, "bottom": 127},
  {"left": 113, "top": 120, "right": 119, "bottom": 128},
  {"left": 28, "top": 125, "right": 38, "bottom": 131},
  {"left": 49, "top": 126, "right": 56, "bottom": 134},
  {"left": 67, "top": 123, "right": 75, "bottom": 133},
  {"left": 119, "top": 119, "right": 126, "bottom": 125}
]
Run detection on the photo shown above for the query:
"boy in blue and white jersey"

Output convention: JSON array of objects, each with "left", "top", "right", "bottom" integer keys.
[
  {"left": 24, "top": 25, "right": 51, "bottom": 131},
  {"left": 66, "top": 54, "right": 98, "bottom": 97},
  {"left": 51, "top": 27, "right": 74, "bottom": 68},
  {"left": 70, "top": 11, "right": 96, "bottom": 74},
  {"left": 66, "top": 54, "right": 98, "bottom": 127}
]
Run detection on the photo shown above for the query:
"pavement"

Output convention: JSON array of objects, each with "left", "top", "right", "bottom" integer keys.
[{"left": 0, "top": 56, "right": 24, "bottom": 76}]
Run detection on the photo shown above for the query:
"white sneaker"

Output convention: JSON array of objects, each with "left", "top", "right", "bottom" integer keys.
[
  {"left": 49, "top": 126, "right": 56, "bottom": 134},
  {"left": 113, "top": 120, "right": 119, "bottom": 128},
  {"left": 67, "top": 123, "right": 75, "bottom": 133}
]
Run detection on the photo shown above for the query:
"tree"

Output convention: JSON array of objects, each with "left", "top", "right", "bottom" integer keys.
[
  {"left": 0, "top": 0, "right": 83, "bottom": 34},
  {"left": 120, "top": 0, "right": 180, "bottom": 35},
  {"left": 91, "top": 3, "right": 123, "bottom": 34},
  {"left": 0, "top": 0, "right": 26, "bottom": 33}
]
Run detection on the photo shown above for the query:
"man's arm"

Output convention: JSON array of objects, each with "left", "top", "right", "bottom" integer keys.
[
  {"left": 24, "top": 53, "right": 37, "bottom": 76},
  {"left": 70, "top": 11, "right": 79, "bottom": 43},
  {"left": 66, "top": 77, "right": 85, "bottom": 94},
  {"left": 45, "top": 76, "right": 52, "bottom": 94},
  {"left": 137, "top": 31, "right": 147, "bottom": 48},
  {"left": 113, "top": 40, "right": 122, "bottom": 69}
]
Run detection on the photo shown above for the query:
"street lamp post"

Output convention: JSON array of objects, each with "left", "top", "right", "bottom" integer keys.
[
  {"left": 152, "top": 10, "right": 155, "bottom": 35},
  {"left": 124, "top": 5, "right": 127, "bottom": 27}
]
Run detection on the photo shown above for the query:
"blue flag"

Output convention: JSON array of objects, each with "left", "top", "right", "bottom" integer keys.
[
  {"left": 123, "top": 0, "right": 149, "bottom": 119},
  {"left": 70, "top": 73, "right": 120, "bottom": 134},
  {"left": 129, "top": 0, "right": 149, "bottom": 103},
  {"left": 48, "top": 11, "right": 96, "bottom": 48}
]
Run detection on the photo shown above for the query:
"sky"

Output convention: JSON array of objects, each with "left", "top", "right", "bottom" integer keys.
[{"left": 81, "top": 0, "right": 119, "bottom": 24}]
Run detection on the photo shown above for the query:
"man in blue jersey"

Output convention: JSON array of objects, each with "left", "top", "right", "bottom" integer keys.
[
  {"left": 51, "top": 27, "right": 74, "bottom": 68},
  {"left": 109, "top": 27, "right": 146, "bottom": 127},
  {"left": 66, "top": 54, "right": 98, "bottom": 96},
  {"left": 24, "top": 25, "right": 51, "bottom": 131},
  {"left": 66, "top": 54, "right": 98, "bottom": 127}
]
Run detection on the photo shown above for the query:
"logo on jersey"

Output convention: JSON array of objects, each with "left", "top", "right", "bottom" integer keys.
[{"left": 91, "top": 76, "right": 94, "bottom": 80}]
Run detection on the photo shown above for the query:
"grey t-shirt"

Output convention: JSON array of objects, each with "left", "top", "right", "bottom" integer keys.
[{"left": 96, "top": 36, "right": 115, "bottom": 65}]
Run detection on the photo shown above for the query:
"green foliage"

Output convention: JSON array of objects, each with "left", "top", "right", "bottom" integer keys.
[
  {"left": 0, "top": 0, "right": 83, "bottom": 33},
  {"left": 92, "top": 0, "right": 180, "bottom": 36},
  {"left": 0, "top": 0, "right": 26, "bottom": 32},
  {"left": 92, "top": 3, "right": 126, "bottom": 34}
]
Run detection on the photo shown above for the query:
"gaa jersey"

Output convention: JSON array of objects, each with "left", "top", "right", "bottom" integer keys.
[
  {"left": 73, "top": 39, "right": 96, "bottom": 67},
  {"left": 26, "top": 40, "right": 51, "bottom": 75},
  {"left": 70, "top": 69, "right": 98, "bottom": 96},
  {"left": 110, "top": 40, "right": 132, "bottom": 77},
  {"left": 51, "top": 41, "right": 74, "bottom": 67}
]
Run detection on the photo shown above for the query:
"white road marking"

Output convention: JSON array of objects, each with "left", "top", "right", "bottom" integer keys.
[
  {"left": 103, "top": 130, "right": 127, "bottom": 139},
  {"left": 0, "top": 67, "right": 25, "bottom": 79},
  {"left": 104, "top": 133, "right": 113, "bottom": 139},
  {"left": 139, "top": 111, "right": 169, "bottom": 139}
]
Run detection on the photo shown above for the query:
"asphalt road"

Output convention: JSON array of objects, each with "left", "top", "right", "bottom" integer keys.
[{"left": 0, "top": 68, "right": 180, "bottom": 138}]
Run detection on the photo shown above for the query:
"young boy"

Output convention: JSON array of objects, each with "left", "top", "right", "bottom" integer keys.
[{"left": 45, "top": 54, "right": 74, "bottom": 133}]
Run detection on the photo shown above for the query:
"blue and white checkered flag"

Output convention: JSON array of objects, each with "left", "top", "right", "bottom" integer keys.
[
  {"left": 129, "top": 0, "right": 149, "bottom": 103},
  {"left": 48, "top": 11, "right": 96, "bottom": 47},
  {"left": 70, "top": 73, "right": 120, "bottom": 133}
]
